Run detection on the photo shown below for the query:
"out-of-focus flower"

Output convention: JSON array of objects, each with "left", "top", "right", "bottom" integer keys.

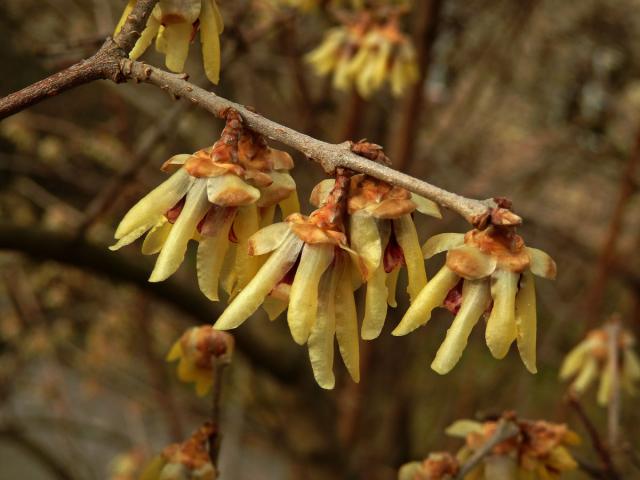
[
  {"left": 214, "top": 171, "right": 359, "bottom": 389},
  {"left": 140, "top": 424, "right": 217, "bottom": 480},
  {"left": 312, "top": 171, "right": 440, "bottom": 340},
  {"left": 447, "top": 414, "right": 580, "bottom": 480},
  {"left": 398, "top": 452, "right": 459, "bottom": 480},
  {"left": 273, "top": 0, "right": 365, "bottom": 10},
  {"left": 167, "top": 326, "right": 233, "bottom": 396},
  {"left": 306, "top": 12, "right": 418, "bottom": 97},
  {"left": 110, "top": 110, "right": 298, "bottom": 300},
  {"left": 108, "top": 449, "right": 146, "bottom": 480},
  {"left": 560, "top": 324, "right": 640, "bottom": 405},
  {"left": 393, "top": 225, "right": 556, "bottom": 374},
  {"left": 115, "top": 0, "right": 224, "bottom": 84}
]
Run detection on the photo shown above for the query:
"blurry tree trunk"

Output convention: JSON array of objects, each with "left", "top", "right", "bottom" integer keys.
[
  {"left": 388, "top": 0, "right": 443, "bottom": 171},
  {"left": 339, "top": 91, "right": 366, "bottom": 142}
]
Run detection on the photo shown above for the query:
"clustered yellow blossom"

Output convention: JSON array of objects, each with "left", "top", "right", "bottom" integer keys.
[
  {"left": 560, "top": 324, "right": 640, "bottom": 405},
  {"left": 214, "top": 158, "right": 441, "bottom": 388},
  {"left": 140, "top": 424, "right": 217, "bottom": 480},
  {"left": 115, "top": 0, "right": 224, "bottom": 84},
  {"left": 393, "top": 225, "right": 556, "bottom": 375},
  {"left": 445, "top": 415, "right": 580, "bottom": 480},
  {"left": 167, "top": 325, "right": 234, "bottom": 396},
  {"left": 398, "top": 452, "right": 460, "bottom": 480},
  {"left": 108, "top": 449, "right": 146, "bottom": 480},
  {"left": 110, "top": 109, "right": 299, "bottom": 301},
  {"left": 306, "top": 12, "right": 419, "bottom": 97}
]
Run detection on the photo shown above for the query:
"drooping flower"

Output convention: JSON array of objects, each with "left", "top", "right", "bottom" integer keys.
[
  {"left": 214, "top": 171, "right": 359, "bottom": 389},
  {"left": 393, "top": 225, "right": 556, "bottom": 374},
  {"left": 305, "top": 11, "right": 418, "bottom": 97},
  {"left": 398, "top": 452, "right": 460, "bottom": 480},
  {"left": 446, "top": 414, "right": 580, "bottom": 480},
  {"left": 311, "top": 171, "right": 441, "bottom": 340},
  {"left": 115, "top": 0, "right": 224, "bottom": 84},
  {"left": 140, "top": 424, "right": 217, "bottom": 480},
  {"left": 166, "top": 326, "right": 233, "bottom": 396},
  {"left": 110, "top": 109, "right": 299, "bottom": 301},
  {"left": 560, "top": 324, "right": 640, "bottom": 405}
]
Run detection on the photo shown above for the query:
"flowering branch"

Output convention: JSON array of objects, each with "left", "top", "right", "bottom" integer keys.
[{"left": 0, "top": 0, "right": 516, "bottom": 227}]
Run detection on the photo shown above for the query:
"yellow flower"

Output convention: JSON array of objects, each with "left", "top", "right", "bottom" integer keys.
[
  {"left": 140, "top": 424, "right": 217, "bottom": 480},
  {"left": 312, "top": 173, "right": 441, "bottom": 340},
  {"left": 447, "top": 414, "right": 580, "bottom": 480},
  {"left": 560, "top": 325, "right": 640, "bottom": 405},
  {"left": 166, "top": 326, "right": 233, "bottom": 396},
  {"left": 214, "top": 173, "right": 359, "bottom": 389},
  {"left": 115, "top": 0, "right": 224, "bottom": 84},
  {"left": 393, "top": 226, "right": 556, "bottom": 374},
  {"left": 306, "top": 13, "right": 419, "bottom": 97},
  {"left": 110, "top": 110, "right": 298, "bottom": 300},
  {"left": 398, "top": 453, "right": 460, "bottom": 480}
]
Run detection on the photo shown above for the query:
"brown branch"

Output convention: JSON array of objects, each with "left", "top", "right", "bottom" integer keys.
[
  {"left": 120, "top": 59, "right": 499, "bottom": 225},
  {"left": 0, "top": 0, "right": 504, "bottom": 227},
  {"left": 454, "top": 419, "right": 520, "bottom": 480},
  {"left": 566, "top": 394, "right": 621, "bottom": 480},
  {"left": 606, "top": 320, "right": 621, "bottom": 451},
  {"left": 0, "top": 0, "right": 158, "bottom": 118}
]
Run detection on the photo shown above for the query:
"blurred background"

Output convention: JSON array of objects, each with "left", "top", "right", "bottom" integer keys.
[{"left": 1, "top": 0, "right": 639, "bottom": 478}]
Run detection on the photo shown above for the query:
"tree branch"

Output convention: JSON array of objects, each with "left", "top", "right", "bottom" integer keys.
[{"left": 0, "top": 224, "right": 305, "bottom": 385}]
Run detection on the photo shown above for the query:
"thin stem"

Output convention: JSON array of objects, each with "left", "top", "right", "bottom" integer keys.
[
  {"left": 454, "top": 419, "right": 520, "bottom": 480},
  {"left": 207, "top": 359, "right": 228, "bottom": 472},
  {"left": 606, "top": 320, "right": 621, "bottom": 451}
]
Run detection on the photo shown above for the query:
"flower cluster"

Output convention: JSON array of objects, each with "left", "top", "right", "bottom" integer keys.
[
  {"left": 306, "top": 11, "right": 419, "bottom": 97},
  {"left": 214, "top": 158, "right": 441, "bottom": 388},
  {"left": 110, "top": 109, "right": 299, "bottom": 301},
  {"left": 115, "top": 0, "right": 224, "bottom": 84},
  {"left": 560, "top": 324, "right": 640, "bottom": 405},
  {"left": 393, "top": 224, "right": 556, "bottom": 375},
  {"left": 140, "top": 424, "right": 217, "bottom": 480},
  {"left": 446, "top": 414, "right": 580, "bottom": 480},
  {"left": 167, "top": 325, "right": 234, "bottom": 396}
]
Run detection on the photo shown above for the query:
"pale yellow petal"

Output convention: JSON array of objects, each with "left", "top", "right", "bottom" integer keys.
[
  {"left": 259, "top": 205, "right": 276, "bottom": 229},
  {"left": 207, "top": 174, "right": 260, "bottom": 206},
  {"left": 231, "top": 205, "right": 260, "bottom": 294},
  {"left": 410, "top": 193, "right": 442, "bottom": 219},
  {"left": 247, "top": 222, "right": 291, "bottom": 256},
  {"left": 572, "top": 356, "right": 598, "bottom": 394},
  {"left": 527, "top": 247, "right": 557, "bottom": 280},
  {"left": 166, "top": 340, "right": 182, "bottom": 361},
  {"left": 200, "top": 0, "right": 221, "bottom": 84},
  {"left": 113, "top": 168, "right": 193, "bottom": 241},
  {"left": 149, "top": 179, "right": 209, "bottom": 282},
  {"left": 485, "top": 270, "right": 518, "bottom": 359},
  {"left": 278, "top": 190, "right": 301, "bottom": 219},
  {"left": 392, "top": 266, "right": 459, "bottom": 336},
  {"left": 597, "top": 361, "right": 612, "bottom": 406},
  {"left": 309, "top": 179, "right": 335, "bottom": 207},
  {"left": 422, "top": 232, "right": 465, "bottom": 258},
  {"left": 288, "top": 243, "right": 334, "bottom": 345},
  {"left": 197, "top": 213, "right": 233, "bottom": 301},
  {"left": 334, "top": 257, "right": 359, "bottom": 382},
  {"left": 445, "top": 419, "right": 484, "bottom": 438},
  {"left": 624, "top": 348, "right": 640, "bottom": 379},
  {"left": 393, "top": 214, "right": 427, "bottom": 301},
  {"left": 559, "top": 338, "right": 594, "bottom": 380},
  {"left": 141, "top": 218, "right": 172, "bottom": 254},
  {"left": 361, "top": 263, "right": 388, "bottom": 340},
  {"left": 432, "top": 279, "right": 491, "bottom": 374},
  {"left": 515, "top": 271, "right": 537, "bottom": 373},
  {"left": 257, "top": 171, "right": 296, "bottom": 208},
  {"left": 484, "top": 455, "right": 518, "bottom": 480},
  {"left": 163, "top": 22, "right": 192, "bottom": 73},
  {"left": 349, "top": 211, "right": 381, "bottom": 280},
  {"left": 130, "top": 16, "right": 161, "bottom": 60},
  {"left": 195, "top": 377, "right": 212, "bottom": 397},
  {"left": 307, "top": 266, "right": 338, "bottom": 389},
  {"left": 155, "top": 25, "right": 167, "bottom": 53},
  {"left": 214, "top": 232, "right": 303, "bottom": 330},
  {"left": 262, "top": 296, "right": 288, "bottom": 320}
]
